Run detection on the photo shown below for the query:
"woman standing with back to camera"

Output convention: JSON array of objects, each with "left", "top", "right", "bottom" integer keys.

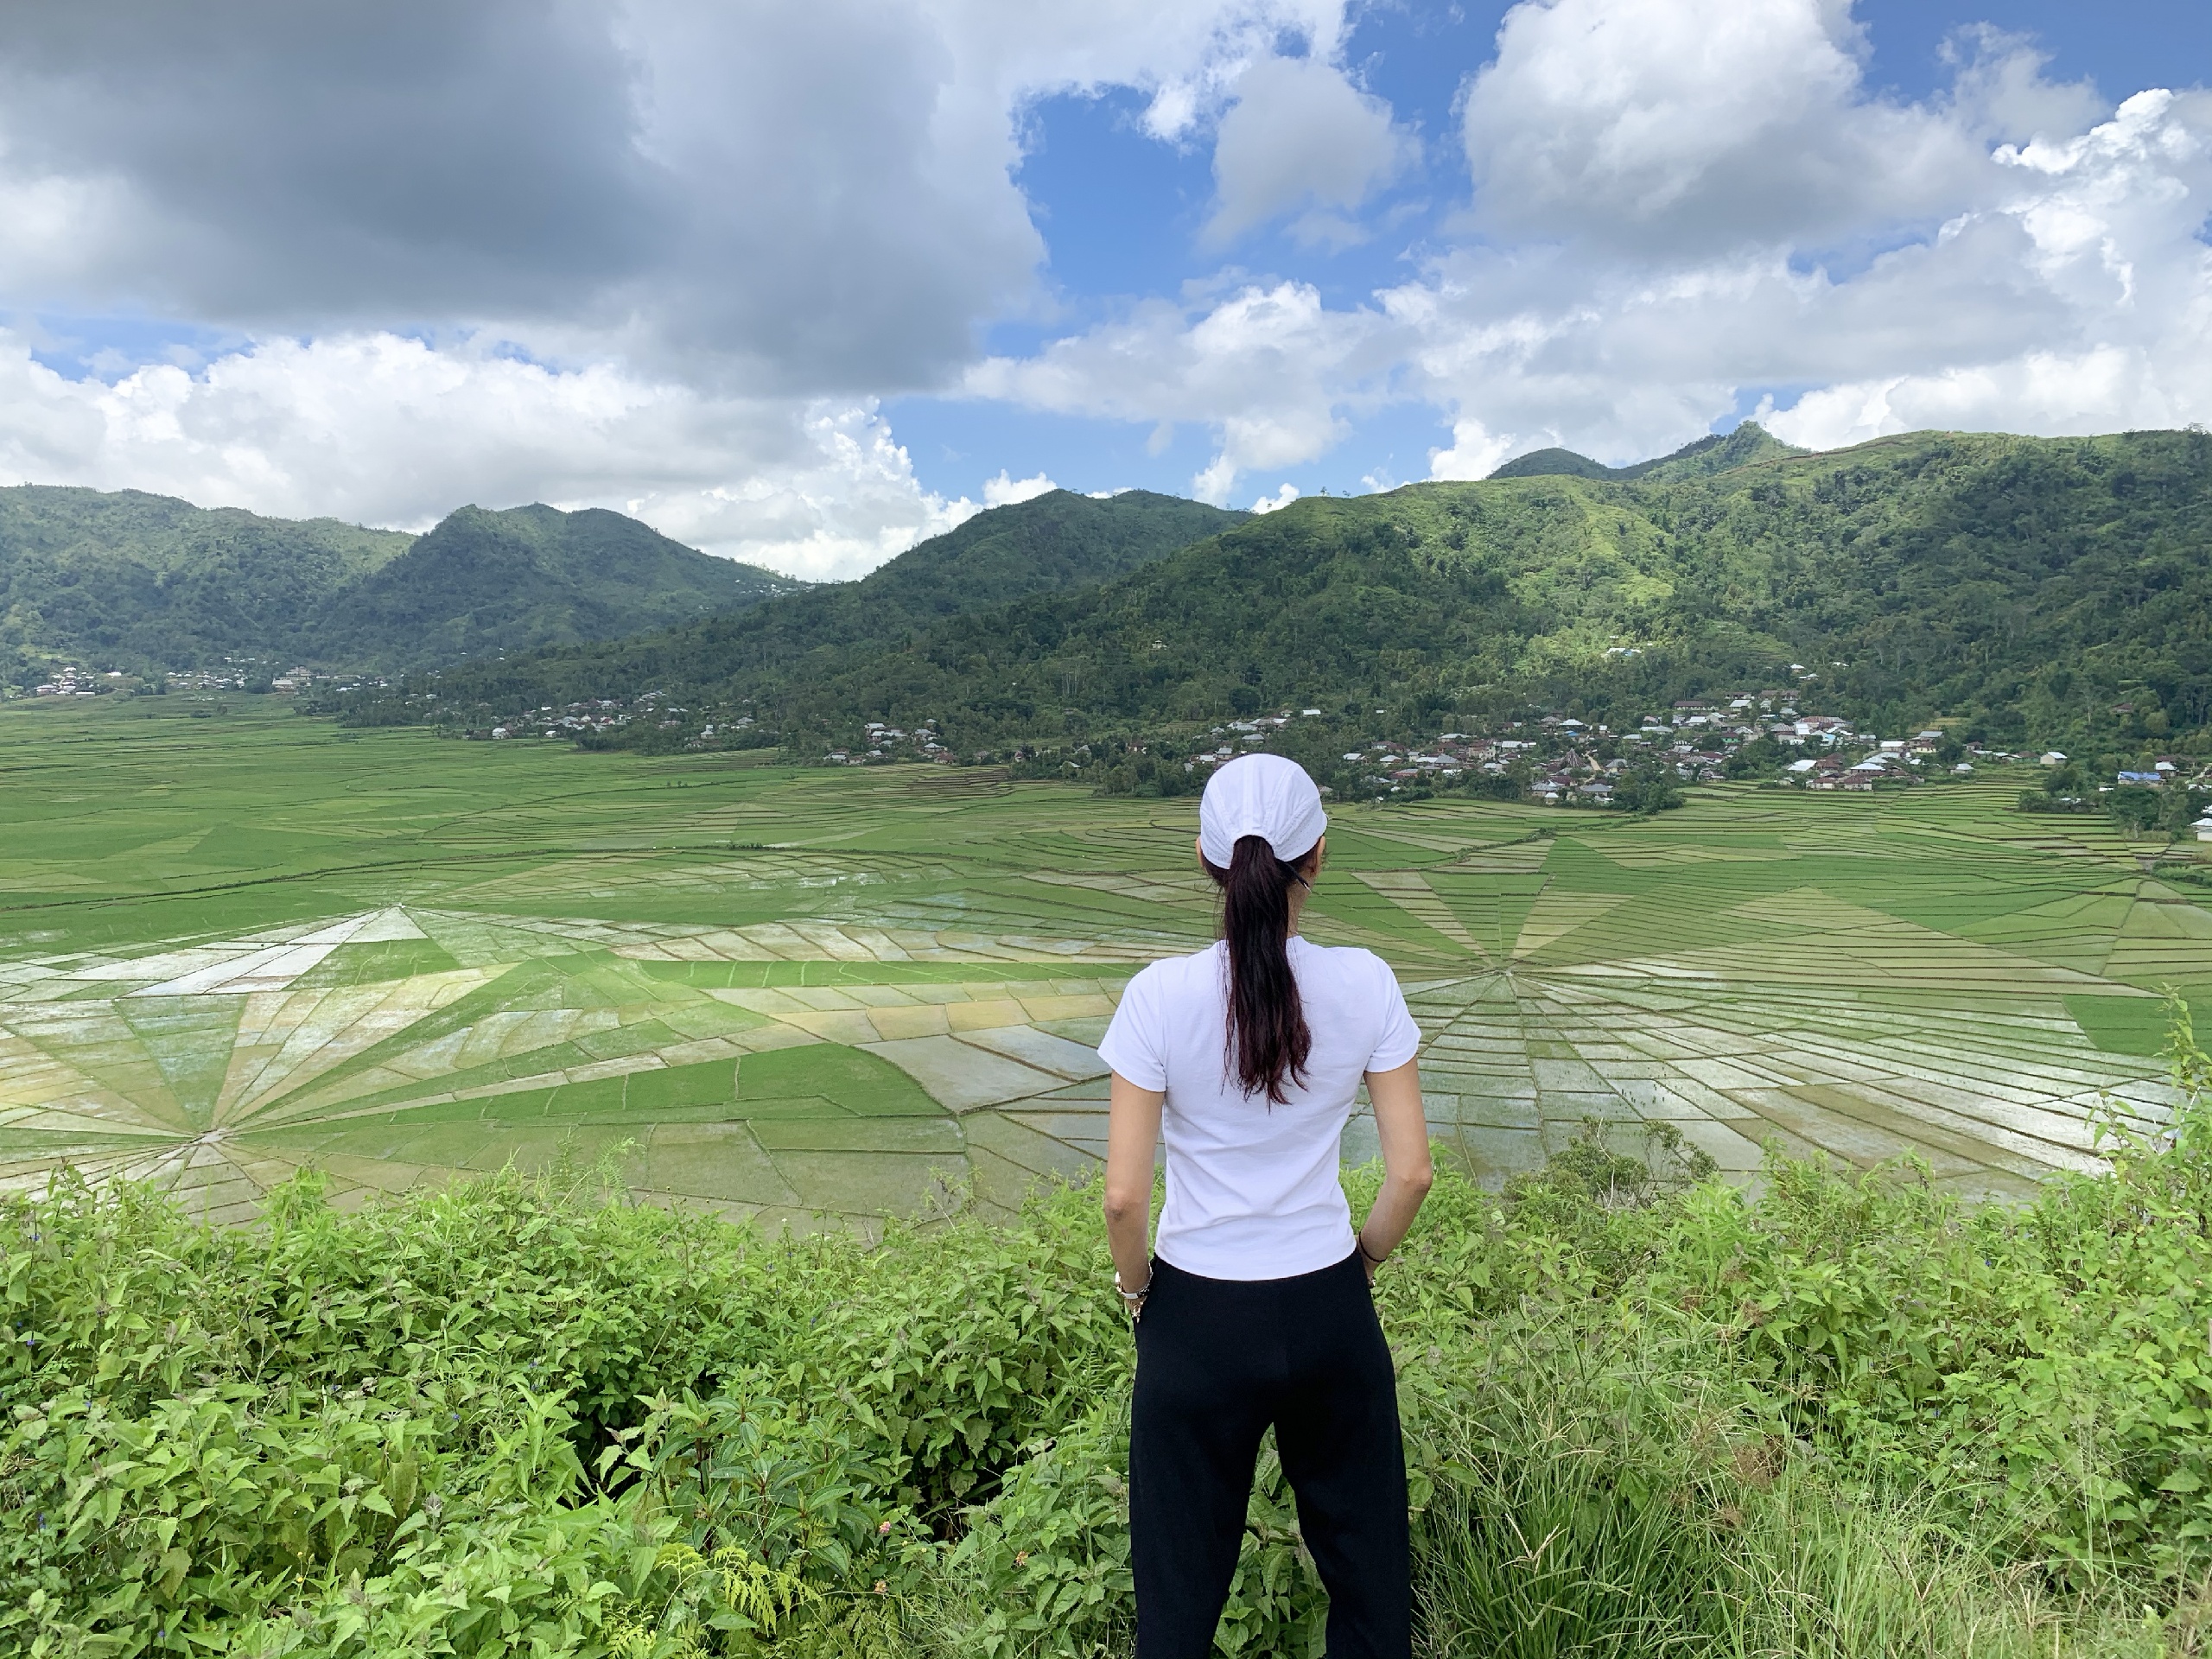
[{"left": 1098, "top": 753, "right": 1433, "bottom": 1659}]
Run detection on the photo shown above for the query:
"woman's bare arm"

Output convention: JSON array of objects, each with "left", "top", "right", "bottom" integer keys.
[
  {"left": 1103, "top": 1071, "right": 1166, "bottom": 1296},
  {"left": 1356, "top": 1058, "right": 1433, "bottom": 1279}
]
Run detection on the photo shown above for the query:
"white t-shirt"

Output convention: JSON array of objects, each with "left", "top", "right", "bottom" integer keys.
[{"left": 1096, "top": 937, "right": 1421, "bottom": 1281}]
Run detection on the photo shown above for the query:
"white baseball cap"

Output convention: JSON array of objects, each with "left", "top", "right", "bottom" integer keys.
[{"left": 1198, "top": 753, "right": 1328, "bottom": 868}]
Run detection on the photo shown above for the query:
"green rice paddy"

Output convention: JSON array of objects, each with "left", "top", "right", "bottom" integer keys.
[{"left": 1, "top": 696, "right": 2201, "bottom": 1227}]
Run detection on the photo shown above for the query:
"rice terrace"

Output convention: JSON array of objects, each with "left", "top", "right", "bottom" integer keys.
[{"left": 3, "top": 693, "right": 2196, "bottom": 1228}]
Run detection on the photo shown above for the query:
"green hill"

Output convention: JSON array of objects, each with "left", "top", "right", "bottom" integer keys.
[
  {"left": 1490, "top": 420, "right": 1805, "bottom": 482},
  {"left": 309, "top": 504, "right": 804, "bottom": 671},
  {"left": 0, "top": 488, "right": 798, "bottom": 680},
  {"left": 1485, "top": 446, "right": 1618, "bottom": 481},
  {"left": 0, "top": 487, "right": 411, "bottom": 675},
  {"left": 371, "top": 428, "right": 2212, "bottom": 759},
  {"left": 397, "top": 486, "right": 1243, "bottom": 707}
]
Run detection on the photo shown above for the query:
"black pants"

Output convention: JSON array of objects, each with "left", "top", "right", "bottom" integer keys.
[{"left": 1130, "top": 1249, "right": 1409, "bottom": 1659}]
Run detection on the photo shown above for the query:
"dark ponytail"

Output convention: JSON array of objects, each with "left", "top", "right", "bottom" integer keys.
[{"left": 1204, "top": 833, "right": 1313, "bottom": 1104}]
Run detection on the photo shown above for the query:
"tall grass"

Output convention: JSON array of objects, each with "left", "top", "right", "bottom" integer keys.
[
  {"left": 1720, "top": 1490, "right": 2159, "bottom": 1659},
  {"left": 1401, "top": 1305, "right": 2164, "bottom": 1659},
  {"left": 1406, "top": 1308, "right": 1746, "bottom": 1657}
]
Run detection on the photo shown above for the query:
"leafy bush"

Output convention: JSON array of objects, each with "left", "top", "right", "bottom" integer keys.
[
  {"left": 931, "top": 1410, "right": 1136, "bottom": 1658},
  {"left": 800, "top": 1203, "right": 1132, "bottom": 1511}
]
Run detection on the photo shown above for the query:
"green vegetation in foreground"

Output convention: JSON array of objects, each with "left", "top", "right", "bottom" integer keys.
[
  {"left": 368, "top": 425, "right": 2212, "bottom": 761},
  {"left": 9, "top": 1023, "right": 2212, "bottom": 1656},
  {"left": 0, "top": 489, "right": 798, "bottom": 681},
  {"left": 3, "top": 693, "right": 2210, "bottom": 1231}
]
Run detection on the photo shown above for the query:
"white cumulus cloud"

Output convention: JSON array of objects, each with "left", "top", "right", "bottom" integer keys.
[
  {"left": 969, "top": 0, "right": 2212, "bottom": 489},
  {"left": 968, "top": 280, "right": 1394, "bottom": 502},
  {"left": 982, "top": 469, "right": 1059, "bottom": 506},
  {"left": 0, "top": 0, "right": 1358, "bottom": 392},
  {"left": 1459, "top": 0, "right": 1985, "bottom": 254},
  {"left": 3, "top": 0, "right": 2208, "bottom": 570},
  {"left": 0, "top": 329, "right": 986, "bottom": 580},
  {"left": 0, "top": 0, "right": 1363, "bottom": 572},
  {"left": 1208, "top": 54, "right": 1412, "bottom": 246}
]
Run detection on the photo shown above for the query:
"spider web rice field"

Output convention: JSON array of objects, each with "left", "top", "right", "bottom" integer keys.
[{"left": 0, "top": 697, "right": 2199, "bottom": 1230}]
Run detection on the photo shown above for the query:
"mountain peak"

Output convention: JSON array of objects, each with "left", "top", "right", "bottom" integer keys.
[
  {"left": 1488, "top": 420, "right": 1807, "bottom": 483},
  {"left": 0, "top": 487, "right": 803, "bottom": 681},
  {"left": 1486, "top": 447, "right": 1615, "bottom": 482}
]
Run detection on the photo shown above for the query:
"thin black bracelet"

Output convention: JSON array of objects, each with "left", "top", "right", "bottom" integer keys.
[{"left": 1357, "top": 1235, "right": 1387, "bottom": 1266}]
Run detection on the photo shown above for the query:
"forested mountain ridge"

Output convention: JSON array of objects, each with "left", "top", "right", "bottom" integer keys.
[
  {"left": 312, "top": 504, "right": 806, "bottom": 671},
  {"left": 386, "top": 487, "right": 1244, "bottom": 706},
  {"left": 0, "top": 486, "right": 410, "bottom": 677},
  {"left": 0, "top": 487, "right": 798, "bottom": 680},
  {"left": 366, "top": 427, "right": 2212, "bottom": 758},
  {"left": 1489, "top": 420, "right": 1806, "bottom": 482}
]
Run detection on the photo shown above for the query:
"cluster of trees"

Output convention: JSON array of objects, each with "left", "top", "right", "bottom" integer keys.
[{"left": 2025, "top": 760, "right": 2211, "bottom": 839}]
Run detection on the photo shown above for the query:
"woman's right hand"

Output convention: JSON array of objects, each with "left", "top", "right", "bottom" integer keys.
[{"left": 1355, "top": 1060, "right": 1433, "bottom": 1273}]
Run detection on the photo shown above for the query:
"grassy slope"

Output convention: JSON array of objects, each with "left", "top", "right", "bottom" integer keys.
[{"left": 0, "top": 489, "right": 798, "bottom": 677}]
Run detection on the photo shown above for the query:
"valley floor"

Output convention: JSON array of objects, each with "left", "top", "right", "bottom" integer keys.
[{"left": 0, "top": 693, "right": 2201, "bottom": 1224}]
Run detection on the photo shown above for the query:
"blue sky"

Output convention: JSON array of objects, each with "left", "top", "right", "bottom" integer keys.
[
  {"left": 2, "top": 0, "right": 2209, "bottom": 573},
  {"left": 888, "top": 0, "right": 2212, "bottom": 506}
]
